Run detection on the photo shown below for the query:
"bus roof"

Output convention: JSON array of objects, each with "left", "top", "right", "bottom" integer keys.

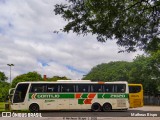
[
  {"left": 128, "top": 84, "right": 142, "bottom": 86},
  {"left": 17, "top": 80, "right": 128, "bottom": 84},
  {"left": 57, "top": 80, "right": 91, "bottom": 82}
]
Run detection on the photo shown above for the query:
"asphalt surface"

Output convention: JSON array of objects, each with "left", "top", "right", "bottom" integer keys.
[
  {"left": 38, "top": 109, "right": 159, "bottom": 117},
  {"left": 0, "top": 106, "right": 159, "bottom": 120},
  {"left": 28, "top": 106, "right": 160, "bottom": 117}
]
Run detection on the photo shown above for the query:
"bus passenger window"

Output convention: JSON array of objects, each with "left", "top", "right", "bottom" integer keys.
[
  {"left": 61, "top": 84, "right": 75, "bottom": 92},
  {"left": 98, "top": 89, "right": 102, "bottom": 92},
  {"left": 66, "top": 88, "right": 70, "bottom": 92},
  {"left": 115, "top": 84, "right": 126, "bottom": 93},
  {"left": 121, "top": 88, "right": 124, "bottom": 92},
  {"left": 104, "top": 84, "right": 114, "bottom": 92},
  {"left": 47, "top": 84, "right": 59, "bottom": 92},
  {"left": 77, "top": 84, "right": 90, "bottom": 92},
  {"left": 129, "top": 86, "right": 141, "bottom": 93},
  {"left": 30, "top": 84, "right": 46, "bottom": 93},
  {"left": 91, "top": 84, "right": 103, "bottom": 92},
  {"left": 83, "top": 88, "right": 86, "bottom": 92},
  {"left": 105, "top": 89, "right": 109, "bottom": 92}
]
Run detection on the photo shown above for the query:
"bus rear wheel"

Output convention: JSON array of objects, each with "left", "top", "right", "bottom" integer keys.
[
  {"left": 91, "top": 103, "right": 101, "bottom": 112},
  {"left": 29, "top": 103, "right": 39, "bottom": 113},
  {"left": 102, "top": 103, "right": 112, "bottom": 111}
]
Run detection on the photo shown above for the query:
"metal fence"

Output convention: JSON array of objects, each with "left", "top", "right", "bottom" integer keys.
[{"left": 144, "top": 95, "right": 160, "bottom": 105}]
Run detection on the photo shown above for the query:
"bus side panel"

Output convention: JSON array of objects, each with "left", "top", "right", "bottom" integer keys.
[
  {"left": 129, "top": 93, "right": 143, "bottom": 108},
  {"left": 92, "top": 95, "right": 129, "bottom": 110},
  {"left": 69, "top": 99, "right": 82, "bottom": 110}
]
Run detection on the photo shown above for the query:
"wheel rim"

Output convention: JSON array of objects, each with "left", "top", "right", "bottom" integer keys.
[
  {"left": 32, "top": 106, "right": 37, "bottom": 111},
  {"left": 92, "top": 103, "right": 101, "bottom": 111},
  {"left": 103, "top": 103, "right": 111, "bottom": 111},
  {"left": 94, "top": 104, "right": 99, "bottom": 110},
  {"left": 30, "top": 104, "right": 39, "bottom": 112}
]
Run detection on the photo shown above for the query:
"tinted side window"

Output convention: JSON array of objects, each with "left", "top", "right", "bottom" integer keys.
[
  {"left": 30, "top": 84, "right": 46, "bottom": 92},
  {"left": 91, "top": 84, "right": 103, "bottom": 92},
  {"left": 46, "top": 84, "right": 59, "bottom": 92},
  {"left": 114, "top": 84, "right": 126, "bottom": 93},
  {"left": 77, "top": 84, "right": 90, "bottom": 92},
  {"left": 61, "top": 84, "right": 75, "bottom": 92},
  {"left": 129, "top": 86, "right": 141, "bottom": 93},
  {"left": 104, "top": 84, "right": 114, "bottom": 92}
]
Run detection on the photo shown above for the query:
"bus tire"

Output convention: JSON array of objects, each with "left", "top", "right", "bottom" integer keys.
[
  {"left": 102, "top": 103, "right": 112, "bottom": 111},
  {"left": 29, "top": 103, "right": 39, "bottom": 113},
  {"left": 91, "top": 103, "right": 101, "bottom": 112}
]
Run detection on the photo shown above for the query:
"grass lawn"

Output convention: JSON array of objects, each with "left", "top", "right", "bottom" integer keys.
[
  {"left": 0, "top": 102, "right": 12, "bottom": 112},
  {"left": 0, "top": 102, "right": 6, "bottom": 111},
  {"left": 0, "top": 102, "right": 29, "bottom": 113}
]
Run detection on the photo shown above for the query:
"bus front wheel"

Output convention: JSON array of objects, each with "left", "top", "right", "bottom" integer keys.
[
  {"left": 91, "top": 103, "right": 101, "bottom": 112},
  {"left": 29, "top": 103, "right": 39, "bottom": 113},
  {"left": 102, "top": 103, "right": 112, "bottom": 111}
]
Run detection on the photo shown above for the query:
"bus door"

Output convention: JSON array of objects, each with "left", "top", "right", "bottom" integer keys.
[
  {"left": 12, "top": 83, "right": 29, "bottom": 110},
  {"left": 129, "top": 84, "right": 143, "bottom": 108}
]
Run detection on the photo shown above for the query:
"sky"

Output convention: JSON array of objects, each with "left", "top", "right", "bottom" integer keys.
[{"left": 0, "top": 0, "right": 143, "bottom": 82}]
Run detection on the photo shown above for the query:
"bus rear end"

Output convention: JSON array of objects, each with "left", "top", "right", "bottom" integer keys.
[{"left": 129, "top": 84, "right": 143, "bottom": 108}]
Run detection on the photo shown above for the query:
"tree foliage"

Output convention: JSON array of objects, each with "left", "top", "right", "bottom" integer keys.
[
  {"left": 46, "top": 76, "right": 70, "bottom": 81},
  {"left": 149, "top": 50, "right": 160, "bottom": 81},
  {"left": 130, "top": 55, "right": 159, "bottom": 94},
  {"left": 54, "top": 0, "right": 160, "bottom": 52},
  {"left": 11, "top": 71, "right": 43, "bottom": 88},
  {"left": 83, "top": 61, "right": 132, "bottom": 81},
  {"left": 0, "top": 71, "right": 9, "bottom": 102},
  {"left": 11, "top": 72, "right": 70, "bottom": 87},
  {"left": 0, "top": 81, "right": 10, "bottom": 102},
  {"left": 83, "top": 55, "right": 160, "bottom": 95},
  {"left": 0, "top": 71, "right": 8, "bottom": 82}
]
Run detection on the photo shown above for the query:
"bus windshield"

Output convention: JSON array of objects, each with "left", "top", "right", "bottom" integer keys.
[{"left": 13, "top": 83, "right": 29, "bottom": 103}]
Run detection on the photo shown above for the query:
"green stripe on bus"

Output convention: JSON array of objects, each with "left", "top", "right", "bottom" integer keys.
[
  {"left": 29, "top": 93, "right": 74, "bottom": 99},
  {"left": 59, "top": 94, "right": 74, "bottom": 98},
  {"left": 97, "top": 94, "right": 128, "bottom": 98},
  {"left": 81, "top": 94, "right": 88, "bottom": 98},
  {"left": 29, "top": 94, "right": 32, "bottom": 99},
  {"left": 29, "top": 93, "right": 129, "bottom": 99},
  {"left": 78, "top": 99, "right": 85, "bottom": 104}
]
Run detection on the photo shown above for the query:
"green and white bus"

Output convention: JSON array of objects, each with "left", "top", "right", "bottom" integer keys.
[{"left": 10, "top": 80, "right": 129, "bottom": 112}]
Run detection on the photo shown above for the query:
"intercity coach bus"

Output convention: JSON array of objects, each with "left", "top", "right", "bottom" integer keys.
[
  {"left": 10, "top": 80, "right": 129, "bottom": 112},
  {"left": 128, "top": 84, "right": 143, "bottom": 108}
]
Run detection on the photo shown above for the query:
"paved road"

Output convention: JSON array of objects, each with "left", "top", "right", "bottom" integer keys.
[
  {"left": 40, "top": 109, "right": 159, "bottom": 117},
  {"left": 0, "top": 106, "right": 159, "bottom": 120},
  {"left": 40, "top": 106, "right": 160, "bottom": 117}
]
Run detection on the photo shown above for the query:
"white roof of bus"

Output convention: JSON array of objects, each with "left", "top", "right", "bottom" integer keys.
[{"left": 17, "top": 80, "right": 128, "bottom": 84}]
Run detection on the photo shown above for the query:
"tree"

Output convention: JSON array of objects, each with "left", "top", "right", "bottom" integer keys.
[
  {"left": 83, "top": 55, "right": 160, "bottom": 95},
  {"left": 83, "top": 61, "right": 132, "bottom": 81},
  {"left": 54, "top": 0, "right": 160, "bottom": 52},
  {"left": 148, "top": 50, "right": 160, "bottom": 90},
  {"left": 11, "top": 71, "right": 43, "bottom": 88},
  {"left": 0, "top": 81, "right": 10, "bottom": 102},
  {"left": 46, "top": 76, "right": 70, "bottom": 81},
  {"left": 0, "top": 71, "right": 8, "bottom": 82},
  {"left": 129, "top": 55, "right": 159, "bottom": 95}
]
